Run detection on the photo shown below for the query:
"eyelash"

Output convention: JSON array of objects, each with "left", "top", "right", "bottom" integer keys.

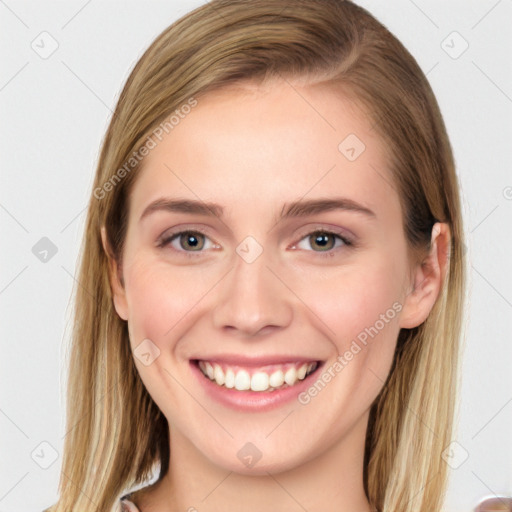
[{"left": 157, "top": 228, "right": 354, "bottom": 259}]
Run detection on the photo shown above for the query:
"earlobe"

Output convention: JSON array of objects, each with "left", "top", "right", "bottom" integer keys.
[
  {"left": 399, "top": 222, "right": 451, "bottom": 329},
  {"left": 100, "top": 226, "right": 129, "bottom": 321}
]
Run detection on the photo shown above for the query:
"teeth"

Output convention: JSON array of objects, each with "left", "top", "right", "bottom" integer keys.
[
  {"left": 198, "top": 360, "right": 318, "bottom": 392},
  {"left": 269, "top": 370, "right": 284, "bottom": 388},
  {"left": 204, "top": 361, "right": 214, "bottom": 379},
  {"left": 213, "top": 364, "right": 224, "bottom": 386},
  {"left": 284, "top": 367, "right": 297, "bottom": 386},
  {"left": 225, "top": 368, "right": 235, "bottom": 389},
  {"left": 234, "top": 369, "right": 251, "bottom": 391},
  {"left": 250, "top": 372, "right": 269, "bottom": 392},
  {"left": 297, "top": 364, "right": 308, "bottom": 380}
]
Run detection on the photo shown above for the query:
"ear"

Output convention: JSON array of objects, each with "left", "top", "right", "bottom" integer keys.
[
  {"left": 399, "top": 222, "right": 451, "bottom": 329},
  {"left": 101, "top": 226, "right": 129, "bottom": 321}
]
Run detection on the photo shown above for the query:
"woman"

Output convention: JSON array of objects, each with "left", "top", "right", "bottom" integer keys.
[{"left": 45, "top": 0, "right": 465, "bottom": 511}]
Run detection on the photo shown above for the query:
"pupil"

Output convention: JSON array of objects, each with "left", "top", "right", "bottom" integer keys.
[
  {"left": 184, "top": 233, "right": 201, "bottom": 250},
  {"left": 313, "top": 233, "right": 332, "bottom": 250}
]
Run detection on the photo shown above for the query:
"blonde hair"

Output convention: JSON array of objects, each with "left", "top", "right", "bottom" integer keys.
[{"left": 46, "top": 1, "right": 465, "bottom": 511}]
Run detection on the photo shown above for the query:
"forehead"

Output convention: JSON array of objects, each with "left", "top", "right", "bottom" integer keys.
[{"left": 128, "top": 79, "right": 397, "bottom": 221}]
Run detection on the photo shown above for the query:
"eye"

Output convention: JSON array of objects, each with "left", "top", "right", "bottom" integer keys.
[
  {"left": 157, "top": 230, "right": 218, "bottom": 256},
  {"left": 292, "top": 229, "right": 353, "bottom": 256},
  {"left": 157, "top": 227, "right": 354, "bottom": 259}
]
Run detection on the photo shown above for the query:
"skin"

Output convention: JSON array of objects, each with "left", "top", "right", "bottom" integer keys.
[{"left": 102, "top": 77, "right": 450, "bottom": 512}]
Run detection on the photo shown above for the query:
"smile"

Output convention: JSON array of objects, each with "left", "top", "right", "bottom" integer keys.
[{"left": 197, "top": 360, "right": 319, "bottom": 392}]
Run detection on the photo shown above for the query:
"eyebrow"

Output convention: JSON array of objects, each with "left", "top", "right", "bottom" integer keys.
[{"left": 139, "top": 197, "right": 376, "bottom": 223}]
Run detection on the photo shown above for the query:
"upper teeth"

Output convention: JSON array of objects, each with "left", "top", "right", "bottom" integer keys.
[{"left": 198, "top": 361, "right": 318, "bottom": 392}]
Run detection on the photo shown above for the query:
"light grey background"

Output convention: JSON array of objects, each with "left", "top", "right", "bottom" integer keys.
[{"left": 1, "top": 1, "right": 511, "bottom": 511}]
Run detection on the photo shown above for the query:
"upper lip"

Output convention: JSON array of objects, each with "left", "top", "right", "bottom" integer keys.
[{"left": 191, "top": 354, "right": 322, "bottom": 367}]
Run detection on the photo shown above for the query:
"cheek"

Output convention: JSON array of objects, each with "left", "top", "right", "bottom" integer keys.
[
  {"left": 122, "top": 258, "right": 206, "bottom": 418},
  {"left": 122, "top": 258, "right": 196, "bottom": 348},
  {"left": 296, "top": 257, "right": 405, "bottom": 386},
  {"left": 304, "top": 262, "right": 403, "bottom": 342},
  {"left": 124, "top": 241, "right": 407, "bottom": 355}
]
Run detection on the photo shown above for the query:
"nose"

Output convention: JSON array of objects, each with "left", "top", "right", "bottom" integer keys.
[{"left": 212, "top": 245, "right": 293, "bottom": 337}]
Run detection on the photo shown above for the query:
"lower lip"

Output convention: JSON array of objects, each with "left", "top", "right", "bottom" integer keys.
[{"left": 189, "top": 360, "right": 323, "bottom": 412}]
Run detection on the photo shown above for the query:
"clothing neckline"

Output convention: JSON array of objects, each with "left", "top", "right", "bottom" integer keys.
[{"left": 120, "top": 497, "right": 141, "bottom": 512}]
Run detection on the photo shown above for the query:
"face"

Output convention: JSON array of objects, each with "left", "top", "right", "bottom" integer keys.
[{"left": 103, "top": 78, "right": 439, "bottom": 476}]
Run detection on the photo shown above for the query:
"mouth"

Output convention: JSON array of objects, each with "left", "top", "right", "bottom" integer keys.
[{"left": 191, "top": 359, "right": 322, "bottom": 393}]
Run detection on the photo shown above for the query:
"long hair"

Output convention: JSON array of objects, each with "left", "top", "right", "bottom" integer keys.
[{"left": 46, "top": 1, "right": 466, "bottom": 510}]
